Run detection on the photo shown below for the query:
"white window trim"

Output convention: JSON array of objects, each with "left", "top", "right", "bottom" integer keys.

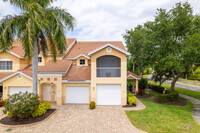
[{"left": 0, "top": 60, "right": 13, "bottom": 71}]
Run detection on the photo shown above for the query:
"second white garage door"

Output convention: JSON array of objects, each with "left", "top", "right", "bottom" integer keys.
[
  {"left": 96, "top": 84, "right": 121, "bottom": 105},
  {"left": 66, "top": 86, "right": 89, "bottom": 104},
  {"left": 9, "top": 86, "right": 31, "bottom": 96}
]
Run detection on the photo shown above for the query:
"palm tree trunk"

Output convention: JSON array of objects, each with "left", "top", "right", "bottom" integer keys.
[{"left": 32, "top": 38, "right": 38, "bottom": 95}]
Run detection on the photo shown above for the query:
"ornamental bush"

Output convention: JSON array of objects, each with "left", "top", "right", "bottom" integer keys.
[
  {"left": 127, "top": 91, "right": 137, "bottom": 105},
  {"left": 138, "top": 88, "right": 144, "bottom": 95},
  {"left": 31, "top": 102, "right": 51, "bottom": 117},
  {"left": 139, "top": 78, "right": 148, "bottom": 90},
  {"left": 148, "top": 84, "right": 168, "bottom": 94},
  {"left": 3, "top": 92, "right": 40, "bottom": 120},
  {"left": 89, "top": 101, "right": 96, "bottom": 109},
  {"left": 128, "top": 96, "right": 136, "bottom": 106},
  {"left": 0, "top": 100, "right": 5, "bottom": 107},
  {"left": 159, "top": 92, "right": 179, "bottom": 103}
]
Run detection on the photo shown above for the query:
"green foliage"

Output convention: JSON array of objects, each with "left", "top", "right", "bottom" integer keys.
[
  {"left": 127, "top": 91, "right": 137, "bottom": 105},
  {"left": 89, "top": 101, "right": 96, "bottom": 109},
  {"left": 31, "top": 102, "right": 51, "bottom": 117},
  {"left": 139, "top": 78, "right": 148, "bottom": 90},
  {"left": 148, "top": 84, "right": 168, "bottom": 94},
  {"left": 187, "top": 74, "right": 200, "bottom": 81},
  {"left": 0, "top": 100, "right": 5, "bottom": 107},
  {"left": 0, "top": 0, "right": 75, "bottom": 61},
  {"left": 158, "top": 92, "right": 179, "bottom": 103},
  {"left": 124, "top": 2, "right": 200, "bottom": 91},
  {"left": 3, "top": 92, "right": 40, "bottom": 120},
  {"left": 128, "top": 96, "right": 136, "bottom": 106},
  {"left": 40, "top": 102, "right": 51, "bottom": 110}
]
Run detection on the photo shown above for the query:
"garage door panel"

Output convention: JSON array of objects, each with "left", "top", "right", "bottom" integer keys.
[
  {"left": 97, "top": 84, "right": 121, "bottom": 105},
  {"left": 9, "top": 87, "right": 31, "bottom": 96},
  {"left": 66, "top": 86, "right": 89, "bottom": 104}
]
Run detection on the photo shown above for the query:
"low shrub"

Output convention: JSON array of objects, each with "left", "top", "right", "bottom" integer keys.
[
  {"left": 128, "top": 96, "right": 136, "bottom": 106},
  {"left": 138, "top": 88, "right": 144, "bottom": 95},
  {"left": 188, "top": 74, "right": 200, "bottom": 81},
  {"left": 3, "top": 92, "right": 40, "bottom": 120},
  {"left": 40, "top": 102, "right": 51, "bottom": 110},
  {"left": 0, "top": 100, "right": 5, "bottom": 107},
  {"left": 89, "top": 101, "right": 96, "bottom": 109},
  {"left": 139, "top": 78, "right": 148, "bottom": 90},
  {"left": 31, "top": 102, "right": 52, "bottom": 117},
  {"left": 127, "top": 91, "right": 137, "bottom": 105},
  {"left": 148, "top": 84, "right": 167, "bottom": 94},
  {"left": 158, "top": 92, "right": 179, "bottom": 103}
]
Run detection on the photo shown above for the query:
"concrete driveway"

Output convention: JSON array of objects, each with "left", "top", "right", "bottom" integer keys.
[{"left": 0, "top": 105, "right": 144, "bottom": 133}]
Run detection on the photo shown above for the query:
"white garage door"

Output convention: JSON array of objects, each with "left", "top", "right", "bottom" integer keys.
[
  {"left": 96, "top": 84, "right": 121, "bottom": 105},
  {"left": 9, "top": 87, "right": 31, "bottom": 96},
  {"left": 66, "top": 86, "right": 89, "bottom": 104}
]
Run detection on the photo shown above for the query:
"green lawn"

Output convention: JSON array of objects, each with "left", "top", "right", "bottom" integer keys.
[
  {"left": 149, "top": 81, "right": 200, "bottom": 100},
  {"left": 126, "top": 98, "right": 200, "bottom": 133}
]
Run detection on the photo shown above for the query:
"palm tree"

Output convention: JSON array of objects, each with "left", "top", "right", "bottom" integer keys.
[{"left": 0, "top": 0, "right": 75, "bottom": 94}]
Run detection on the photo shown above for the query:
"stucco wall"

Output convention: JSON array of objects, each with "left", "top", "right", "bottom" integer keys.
[
  {"left": 38, "top": 75, "right": 62, "bottom": 105},
  {"left": 0, "top": 53, "right": 20, "bottom": 72},
  {"left": 90, "top": 47, "right": 127, "bottom": 105},
  {"left": 2, "top": 74, "right": 32, "bottom": 100}
]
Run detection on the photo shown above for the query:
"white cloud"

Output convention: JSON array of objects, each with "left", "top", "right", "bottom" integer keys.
[
  {"left": 0, "top": 0, "right": 199, "bottom": 42},
  {"left": 0, "top": 1, "right": 19, "bottom": 17}
]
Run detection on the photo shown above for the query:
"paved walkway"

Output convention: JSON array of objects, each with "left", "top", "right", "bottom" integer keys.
[
  {"left": 0, "top": 104, "right": 145, "bottom": 133},
  {"left": 180, "top": 94, "right": 200, "bottom": 125},
  {"left": 123, "top": 98, "right": 146, "bottom": 111}
]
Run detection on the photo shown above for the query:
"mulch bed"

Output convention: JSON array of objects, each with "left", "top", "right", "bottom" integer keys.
[
  {"left": 153, "top": 97, "right": 188, "bottom": 106},
  {"left": 136, "top": 92, "right": 188, "bottom": 106},
  {"left": 136, "top": 93, "right": 153, "bottom": 99},
  {"left": 0, "top": 109, "right": 56, "bottom": 125}
]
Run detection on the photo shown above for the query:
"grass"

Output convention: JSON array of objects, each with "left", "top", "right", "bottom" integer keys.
[
  {"left": 149, "top": 81, "right": 200, "bottom": 100},
  {"left": 179, "top": 78, "right": 200, "bottom": 84},
  {"left": 126, "top": 98, "right": 200, "bottom": 133}
]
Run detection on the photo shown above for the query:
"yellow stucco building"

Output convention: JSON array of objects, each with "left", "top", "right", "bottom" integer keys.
[{"left": 0, "top": 38, "right": 140, "bottom": 106}]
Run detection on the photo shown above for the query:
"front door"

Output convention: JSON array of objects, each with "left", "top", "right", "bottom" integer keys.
[{"left": 43, "top": 84, "right": 51, "bottom": 101}]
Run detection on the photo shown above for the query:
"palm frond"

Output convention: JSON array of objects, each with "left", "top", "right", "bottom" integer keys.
[{"left": 46, "top": 7, "right": 76, "bottom": 31}]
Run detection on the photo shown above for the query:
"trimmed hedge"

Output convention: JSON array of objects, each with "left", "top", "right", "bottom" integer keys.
[
  {"left": 89, "top": 101, "right": 96, "bottom": 109},
  {"left": 139, "top": 78, "right": 148, "bottom": 90},
  {"left": 158, "top": 92, "right": 179, "bottom": 103},
  {"left": 127, "top": 91, "right": 137, "bottom": 105},
  {"left": 31, "top": 102, "right": 52, "bottom": 117},
  {"left": 148, "top": 84, "right": 168, "bottom": 94}
]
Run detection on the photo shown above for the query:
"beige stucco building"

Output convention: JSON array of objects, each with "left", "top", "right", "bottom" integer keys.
[{"left": 0, "top": 38, "right": 140, "bottom": 106}]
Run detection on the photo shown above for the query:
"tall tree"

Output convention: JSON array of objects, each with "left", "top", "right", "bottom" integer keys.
[
  {"left": 123, "top": 24, "right": 154, "bottom": 76},
  {"left": 150, "top": 2, "right": 200, "bottom": 91},
  {"left": 0, "top": 0, "right": 75, "bottom": 94}
]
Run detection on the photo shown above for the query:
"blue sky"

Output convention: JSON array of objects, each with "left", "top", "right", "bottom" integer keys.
[{"left": 0, "top": 0, "right": 199, "bottom": 42}]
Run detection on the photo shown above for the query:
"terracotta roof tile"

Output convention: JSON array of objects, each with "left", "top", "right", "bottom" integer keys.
[
  {"left": 127, "top": 71, "right": 141, "bottom": 79},
  {"left": 63, "top": 65, "right": 91, "bottom": 81},
  {"left": 38, "top": 60, "right": 72, "bottom": 73},
  {"left": 0, "top": 73, "right": 13, "bottom": 81},
  {"left": 7, "top": 38, "right": 76, "bottom": 57},
  {"left": 65, "top": 41, "right": 126, "bottom": 58}
]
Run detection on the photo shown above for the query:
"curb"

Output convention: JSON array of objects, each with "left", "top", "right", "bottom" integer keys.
[{"left": 0, "top": 107, "right": 60, "bottom": 128}]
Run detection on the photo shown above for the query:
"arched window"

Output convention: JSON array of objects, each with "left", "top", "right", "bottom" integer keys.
[{"left": 97, "top": 55, "right": 121, "bottom": 77}]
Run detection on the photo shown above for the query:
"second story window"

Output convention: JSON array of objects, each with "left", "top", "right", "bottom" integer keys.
[
  {"left": 0, "top": 61, "right": 12, "bottom": 70},
  {"left": 97, "top": 55, "right": 121, "bottom": 77},
  {"left": 38, "top": 57, "right": 42, "bottom": 63},
  {"left": 80, "top": 59, "right": 85, "bottom": 65}
]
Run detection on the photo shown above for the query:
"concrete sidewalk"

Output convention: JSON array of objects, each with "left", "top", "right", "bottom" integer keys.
[{"left": 180, "top": 94, "right": 200, "bottom": 125}]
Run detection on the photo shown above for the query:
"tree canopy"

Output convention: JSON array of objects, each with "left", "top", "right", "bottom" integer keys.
[{"left": 124, "top": 2, "right": 200, "bottom": 91}]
